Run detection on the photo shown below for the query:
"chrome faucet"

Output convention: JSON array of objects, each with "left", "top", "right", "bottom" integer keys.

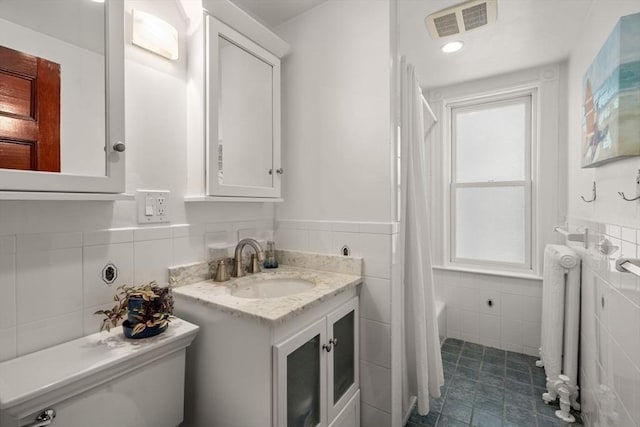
[{"left": 232, "top": 238, "right": 266, "bottom": 277}]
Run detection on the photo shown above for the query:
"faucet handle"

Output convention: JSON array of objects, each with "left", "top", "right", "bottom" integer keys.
[
  {"left": 248, "top": 253, "right": 261, "bottom": 274},
  {"left": 214, "top": 259, "right": 230, "bottom": 282}
]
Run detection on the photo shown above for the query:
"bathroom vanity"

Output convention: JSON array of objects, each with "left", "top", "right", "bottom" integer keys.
[{"left": 172, "top": 252, "right": 362, "bottom": 427}]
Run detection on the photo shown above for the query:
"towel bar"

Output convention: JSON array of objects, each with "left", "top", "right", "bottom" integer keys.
[
  {"left": 553, "top": 226, "right": 588, "bottom": 248},
  {"left": 615, "top": 258, "right": 640, "bottom": 277}
]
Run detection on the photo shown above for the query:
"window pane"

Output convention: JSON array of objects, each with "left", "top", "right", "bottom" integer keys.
[
  {"left": 455, "top": 186, "right": 526, "bottom": 264},
  {"left": 455, "top": 101, "right": 526, "bottom": 182}
]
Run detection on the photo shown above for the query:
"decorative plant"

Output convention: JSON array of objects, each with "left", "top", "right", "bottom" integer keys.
[{"left": 95, "top": 281, "right": 174, "bottom": 336}]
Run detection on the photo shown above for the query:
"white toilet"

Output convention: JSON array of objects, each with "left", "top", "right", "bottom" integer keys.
[{"left": 0, "top": 318, "right": 198, "bottom": 427}]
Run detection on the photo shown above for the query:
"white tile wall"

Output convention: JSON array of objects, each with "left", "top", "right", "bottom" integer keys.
[
  {"left": 331, "top": 232, "right": 361, "bottom": 257},
  {"left": 360, "top": 319, "right": 391, "bottom": 368},
  {"left": 83, "top": 242, "right": 134, "bottom": 307},
  {"left": 276, "top": 219, "right": 396, "bottom": 419},
  {"left": 478, "top": 313, "right": 501, "bottom": 347},
  {"left": 360, "top": 361, "right": 392, "bottom": 412},
  {"left": 16, "top": 247, "right": 83, "bottom": 324},
  {"left": 361, "top": 402, "right": 392, "bottom": 427},
  {"left": 172, "top": 224, "right": 206, "bottom": 266},
  {"left": 83, "top": 228, "right": 134, "bottom": 247},
  {"left": 17, "top": 311, "right": 83, "bottom": 356},
  {"left": 0, "top": 219, "right": 273, "bottom": 362},
  {"left": 434, "top": 268, "right": 543, "bottom": 355},
  {"left": 360, "top": 233, "right": 392, "bottom": 279},
  {"left": 17, "top": 231, "right": 83, "bottom": 252},
  {"left": 0, "top": 246, "right": 16, "bottom": 330},
  {"left": 360, "top": 277, "right": 391, "bottom": 324},
  {"left": 134, "top": 238, "right": 173, "bottom": 284},
  {"left": 275, "top": 228, "right": 310, "bottom": 251},
  {"left": 571, "top": 219, "right": 640, "bottom": 427},
  {"left": 0, "top": 327, "right": 16, "bottom": 361}
]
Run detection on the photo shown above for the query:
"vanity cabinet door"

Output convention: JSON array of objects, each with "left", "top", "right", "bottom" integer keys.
[
  {"left": 273, "top": 298, "right": 360, "bottom": 427},
  {"left": 327, "top": 299, "right": 359, "bottom": 422},
  {"left": 274, "top": 318, "right": 327, "bottom": 427},
  {"left": 328, "top": 391, "right": 360, "bottom": 427}
]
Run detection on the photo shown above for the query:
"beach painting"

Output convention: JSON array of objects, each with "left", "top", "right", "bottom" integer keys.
[{"left": 582, "top": 12, "right": 640, "bottom": 168}]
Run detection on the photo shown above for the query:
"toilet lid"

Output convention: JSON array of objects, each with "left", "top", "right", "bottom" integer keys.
[{"left": 0, "top": 318, "right": 198, "bottom": 413}]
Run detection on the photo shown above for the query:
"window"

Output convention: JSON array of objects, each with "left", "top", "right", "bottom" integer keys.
[{"left": 449, "top": 94, "right": 533, "bottom": 271}]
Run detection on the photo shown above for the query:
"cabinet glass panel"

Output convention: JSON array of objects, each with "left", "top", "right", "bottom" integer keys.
[
  {"left": 287, "top": 334, "right": 321, "bottom": 427},
  {"left": 333, "top": 311, "right": 355, "bottom": 404}
]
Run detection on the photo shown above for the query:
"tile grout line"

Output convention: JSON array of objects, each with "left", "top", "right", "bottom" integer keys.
[{"left": 406, "top": 338, "right": 583, "bottom": 427}]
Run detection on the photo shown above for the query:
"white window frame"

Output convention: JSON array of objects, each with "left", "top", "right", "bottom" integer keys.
[{"left": 444, "top": 88, "right": 538, "bottom": 274}]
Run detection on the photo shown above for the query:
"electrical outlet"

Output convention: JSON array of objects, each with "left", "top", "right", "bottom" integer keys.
[
  {"left": 157, "top": 196, "right": 166, "bottom": 216},
  {"left": 137, "top": 190, "right": 170, "bottom": 224}
]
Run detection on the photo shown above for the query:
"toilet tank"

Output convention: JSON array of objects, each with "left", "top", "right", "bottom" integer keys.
[{"left": 0, "top": 318, "right": 198, "bottom": 427}]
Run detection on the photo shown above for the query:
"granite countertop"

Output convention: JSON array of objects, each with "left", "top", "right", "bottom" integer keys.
[{"left": 172, "top": 264, "right": 362, "bottom": 325}]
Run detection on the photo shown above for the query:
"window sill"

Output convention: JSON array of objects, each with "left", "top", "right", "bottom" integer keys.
[{"left": 432, "top": 265, "right": 543, "bottom": 281}]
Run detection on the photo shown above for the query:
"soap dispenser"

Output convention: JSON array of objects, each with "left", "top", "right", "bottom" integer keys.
[{"left": 264, "top": 241, "right": 278, "bottom": 268}]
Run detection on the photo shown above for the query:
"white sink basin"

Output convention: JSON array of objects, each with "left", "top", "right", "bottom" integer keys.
[{"left": 231, "top": 278, "right": 315, "bottom": 299}]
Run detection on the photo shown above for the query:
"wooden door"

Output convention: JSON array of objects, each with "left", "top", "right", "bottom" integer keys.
[{"left": 0, "top": 45, "right": 60, "bottom": 172}]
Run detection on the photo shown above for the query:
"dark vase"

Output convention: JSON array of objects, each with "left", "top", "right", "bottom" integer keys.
[
  {"left": 127, "top": 297, "right": 145, "bottom": 324},
  {"left": 124, "top": 297, "right": 169, "bottom": 339},
  {"left": 122, "top": 319, "right": 168, "bottom": 339}
]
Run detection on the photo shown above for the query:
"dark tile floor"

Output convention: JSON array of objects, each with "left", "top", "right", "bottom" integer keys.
[{"left": 405, "top": 339, "right": 583, "bottom": 427}]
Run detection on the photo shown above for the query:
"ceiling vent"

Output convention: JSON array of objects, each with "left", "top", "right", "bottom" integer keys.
[{"left": 425, "top": 0, "right": 497, "bottom": 39}]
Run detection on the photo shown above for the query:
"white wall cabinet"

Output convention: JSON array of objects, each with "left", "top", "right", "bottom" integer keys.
[
  {"left": 174, "top": 289, "right": 359, "bottom": 427},
  {"left": 0, "top": 0, "right": 125, "bottom": 194},
  {"left": 274, "top": 298, "right": 359, "bottom": 427},
  {"left": 205, "top": 15, "right": 283, "bottom": 198},
  {"left": 183, "top": 0, "right": 289, "bottom": 200}
]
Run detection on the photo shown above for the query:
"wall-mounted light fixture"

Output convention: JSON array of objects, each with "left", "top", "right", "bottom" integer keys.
[{"left": 132, "top": 9, "right": 178, "bottom": 60}]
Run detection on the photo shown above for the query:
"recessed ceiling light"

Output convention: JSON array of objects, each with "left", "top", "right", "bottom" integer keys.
[{"left": 441, "top": 41, "right": 464, "bottom": 53}]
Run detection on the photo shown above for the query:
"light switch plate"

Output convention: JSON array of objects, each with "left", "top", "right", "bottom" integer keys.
[{"left": 137, "top": 190, "right": 170, "bottom": 224}]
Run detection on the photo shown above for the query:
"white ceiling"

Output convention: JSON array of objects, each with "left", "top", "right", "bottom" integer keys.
[
  {"left": 398, "top": 0, "right": 595, "bottom": 89},
  {"left": 231, "top": 0, "right": 327, "bottom": 27},
  {"left": 231, "top": 0, "right": 595, "bottom": 89}
]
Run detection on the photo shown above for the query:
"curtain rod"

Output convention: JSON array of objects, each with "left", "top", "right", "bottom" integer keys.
[{"left": 420, "top": 90, "right": 438, "bottom": 124}]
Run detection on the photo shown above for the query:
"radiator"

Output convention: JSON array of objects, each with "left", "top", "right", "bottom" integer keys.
[{"left": 538, "top": 244, "right": 581, "bottom": 413}]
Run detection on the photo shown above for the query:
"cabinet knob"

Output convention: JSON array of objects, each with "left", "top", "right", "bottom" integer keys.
[
  {"left": 112, "top": 141, "right": 126, "bottom": 152},
  {"left": 268, "top": 168, "right": 284, "bottom": 175},
  {"left": 323, "top": 338, "right": 338, "bottom": 352},
  {"left": 25, "top": 409, "right": 56, "bottom": 427}
]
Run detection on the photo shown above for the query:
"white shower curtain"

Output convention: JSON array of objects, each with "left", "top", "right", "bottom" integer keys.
[{"left": 400, "top": 57, "right": 444, "bottom": 416}]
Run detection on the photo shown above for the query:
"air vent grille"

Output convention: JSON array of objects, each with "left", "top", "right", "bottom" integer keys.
[
  {"left": 433, "top": 13, "right": 460, "bottom": 37},
  {"left": 425, "top": 0, "right": 497, "bottom": 39},
  {"left": 462, "top": 3, "right": 488, "bottom": 30}
]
